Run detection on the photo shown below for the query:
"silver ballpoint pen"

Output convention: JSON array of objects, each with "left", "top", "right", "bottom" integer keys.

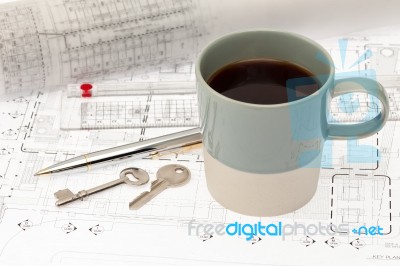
[{"left": 35, "top": 128, "right": 202, "bottom": 176}]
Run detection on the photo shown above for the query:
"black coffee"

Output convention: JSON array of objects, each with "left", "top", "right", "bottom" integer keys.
[{"left": 207, "top": 59, "right": 321, "bottom": 104}]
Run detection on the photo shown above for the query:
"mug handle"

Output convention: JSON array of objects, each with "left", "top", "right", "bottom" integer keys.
[{"left": 326, "top": 77, "right": 390, "bottom": 140}]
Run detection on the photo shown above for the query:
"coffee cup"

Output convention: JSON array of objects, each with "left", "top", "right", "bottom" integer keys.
[{"left": 195, "top": 30, "right": 389, "bottom": 216}]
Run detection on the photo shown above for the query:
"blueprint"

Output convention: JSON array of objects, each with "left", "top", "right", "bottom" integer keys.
[
  {"left": 0, "top": 0, "right": 216, "bottom": 95},
  {"left": 2, "top": 0, "right": 400, "bottom": 96},
  {"left": 0, "top": 0, "right": 400, "bottom": 265}
]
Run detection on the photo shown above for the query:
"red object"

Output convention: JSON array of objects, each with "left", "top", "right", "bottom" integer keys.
[
  {"left": 80, "top": 83, "right": 93, "bottom": 97},
  {"left": 82, "top": 91, "right": 92, "bottom": 98}
]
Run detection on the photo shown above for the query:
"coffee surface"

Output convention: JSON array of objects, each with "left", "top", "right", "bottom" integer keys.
[{"left": 207, "top": 59, "right": 321, "bottom": 104}]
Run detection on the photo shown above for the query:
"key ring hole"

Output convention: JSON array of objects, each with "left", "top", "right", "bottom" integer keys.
[
  {"left": 175, "top": 167, "right": 184, "bottom": 174},
  {"left": 120, "top": 168, "right": 149, "bottom": 186},
  {"left": 125, "top": 173, "right": 139, "bottom": 182}
]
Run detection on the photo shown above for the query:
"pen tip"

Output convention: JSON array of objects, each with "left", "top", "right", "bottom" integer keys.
[{"left": 34, "top": 168, "right": 49, "bottom": 176}]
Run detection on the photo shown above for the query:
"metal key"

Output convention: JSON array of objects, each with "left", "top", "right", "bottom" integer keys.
[
  {"left": 129, "top": 164, "right": 190, "bottom": 210},
  {"left": 54, "top": 168, "right": 149, "bottom": 206}
]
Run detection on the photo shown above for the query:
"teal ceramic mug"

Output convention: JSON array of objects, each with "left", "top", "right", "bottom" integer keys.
[{"left": 195, "top": 30, "right": 389, "bottom": 216}]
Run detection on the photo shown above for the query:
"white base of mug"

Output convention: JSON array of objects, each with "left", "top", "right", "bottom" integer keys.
[{"left": 203, "top": 149, "right": 321, "bottom": 217}]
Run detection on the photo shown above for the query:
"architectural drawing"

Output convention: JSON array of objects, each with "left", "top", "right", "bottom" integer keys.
[
  {"left": 0, "top": 1, "right": 399, "bottom": 264},
  {"left": 0, "top": 0, "right": 205, "bottom": 95}
]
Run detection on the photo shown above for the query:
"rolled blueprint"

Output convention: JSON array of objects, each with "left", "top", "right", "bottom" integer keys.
[{"left": 0, "top": 0, "right": 399, "bottom": 95}]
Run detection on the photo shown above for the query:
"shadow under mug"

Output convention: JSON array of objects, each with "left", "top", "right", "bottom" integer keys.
[{"left": 195, "top": 30, "right": 390, "bottom": 216}]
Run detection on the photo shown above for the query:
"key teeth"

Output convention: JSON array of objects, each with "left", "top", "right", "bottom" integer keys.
[
  {"left": 129, "top": 191, "right": 149, "bottom": 210},
  {"left": 130, "top": 178, "right": 169, "bottom": 210},
  {"left": 54, "top": 189, "right": 74, "bottom": 199}
]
